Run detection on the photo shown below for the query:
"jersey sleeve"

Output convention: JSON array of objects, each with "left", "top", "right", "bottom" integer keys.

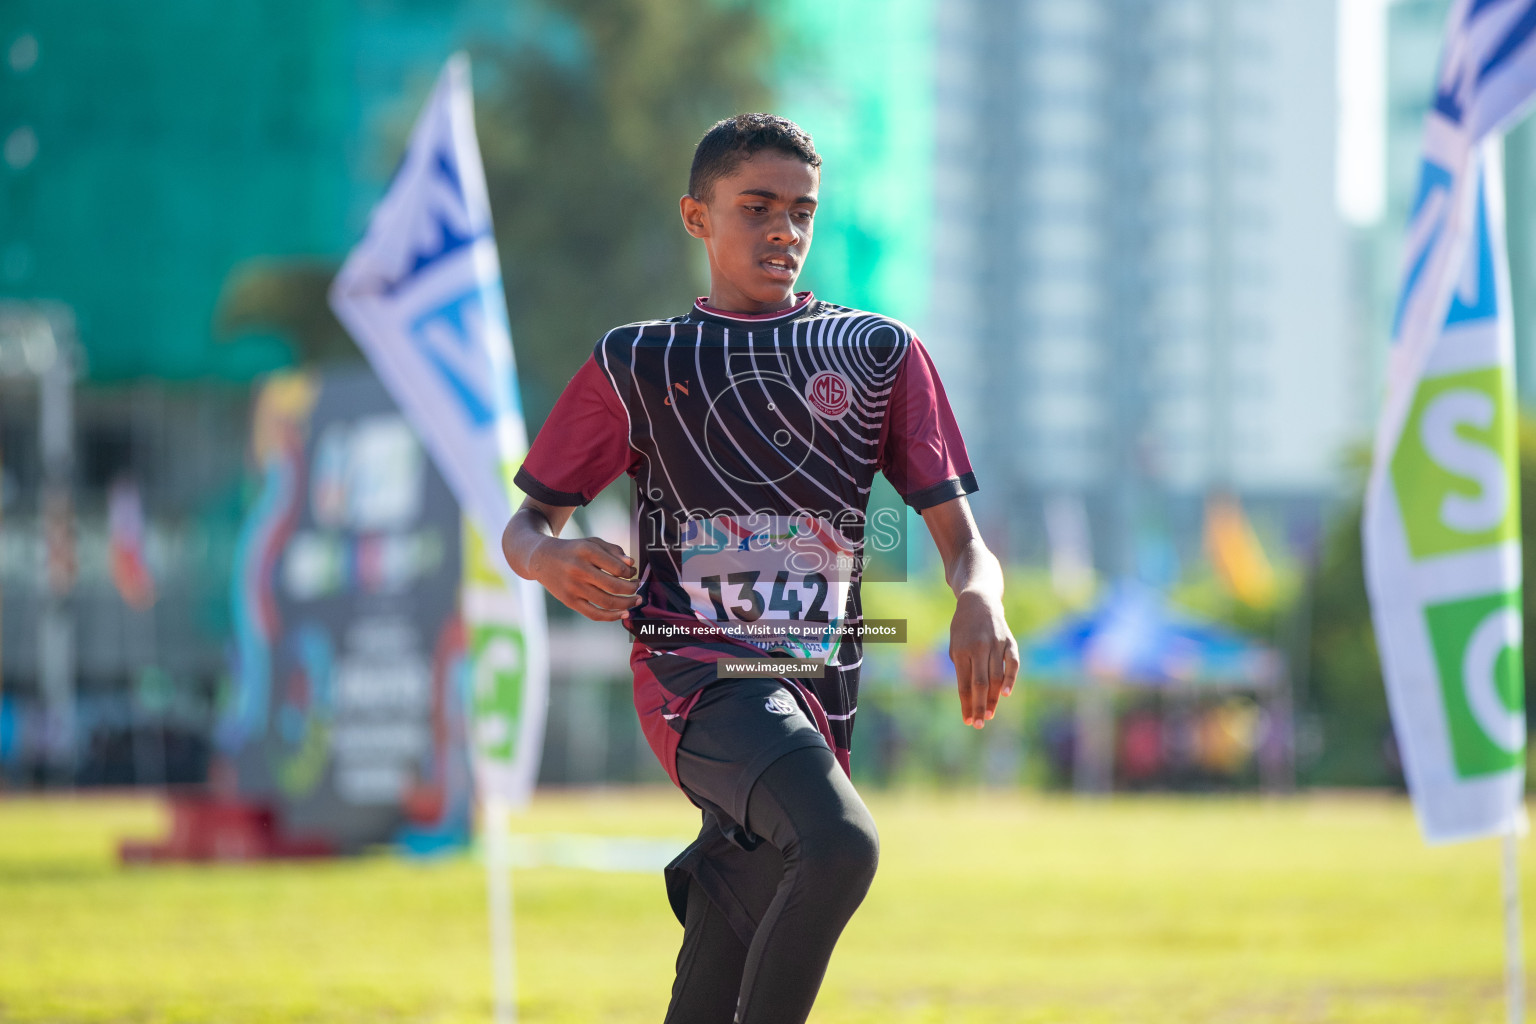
[
  {"left": 877, "top": 336, "right": 979, "bottom": 510},
  {"left": 514, "top": 356, "right": 634, "bottom": 507}
]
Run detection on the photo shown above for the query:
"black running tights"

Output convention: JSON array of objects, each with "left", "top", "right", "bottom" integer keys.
[{"left": 663, "top": 745, "right": 879, "bottom": 1024}]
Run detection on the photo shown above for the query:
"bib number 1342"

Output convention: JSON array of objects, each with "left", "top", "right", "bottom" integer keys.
[{"left": 698, "top": 570, "right": 832, "bottom": 623}]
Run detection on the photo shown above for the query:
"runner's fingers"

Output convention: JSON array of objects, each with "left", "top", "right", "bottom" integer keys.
[
  {"left": 553, "top": 586, "right": 624, "bottom": 621},
  {"left": 589, "top": 536, "right": 630, "bottom": 560},
  {"left": 958, "top": 649, "right": 981, "bottom": 727},
  {"left": 971, "top": 655, "right": 989, "bottom": 727},
  {"left": 578, "top": 562, "right": 640, "bottom": 598},
  {"left": 579, "top": 582, "right": 640, "bottom": 612},
  {"left": 577, "top": 600, "right": 629, "bottom": 622},
  {"left": 985, "top": 647, "right": 1006, "bottom": 719},
  {"left": 586, "top": 542, "right": 637, "bottom": 580},
  {"left": 1002, "top": 639, "right": 1020, "bottom": 698},
  {"left": 953, "top": 651, "right": 975, "bottom": 725}
]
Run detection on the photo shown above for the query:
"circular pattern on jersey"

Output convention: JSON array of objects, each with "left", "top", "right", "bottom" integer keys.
[{"left": 703, "top": 374, "right": 820, "bottom": 485}]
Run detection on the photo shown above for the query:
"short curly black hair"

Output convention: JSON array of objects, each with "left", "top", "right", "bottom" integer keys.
[{"left": 687, "top": 113, "right": 821, "bottom": 202}]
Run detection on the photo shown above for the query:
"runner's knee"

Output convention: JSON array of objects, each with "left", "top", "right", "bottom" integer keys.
[
  {"left": 791, "top": 810, "right": 879, "bottom": 902},
  {"left": 748, "top": 745, "right": 880, "bottom": 902}
]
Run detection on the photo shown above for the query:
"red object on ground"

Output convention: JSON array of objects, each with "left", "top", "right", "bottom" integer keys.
[
  {"left": 118, "top": 794, "right": 335, "bottom": 863},
  {"left": 1117, "top": 711, "right": 1165, "bottom": 783}
]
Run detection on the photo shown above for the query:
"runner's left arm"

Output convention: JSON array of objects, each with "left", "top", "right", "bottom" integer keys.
[
  {"left": 921, "top": 495, "right": 1018, "bottom": 730},
  {"left": 875, "top": 335, "right": 1013, "bottom": 729}
]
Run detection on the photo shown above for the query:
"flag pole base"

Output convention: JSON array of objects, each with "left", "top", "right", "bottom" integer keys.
[
  {"left": 485, "top": 796, "right": 516, "bottom": 1024},
  {"left": 1505, "top": 830, "right": 1524, "bottom": 1024}
]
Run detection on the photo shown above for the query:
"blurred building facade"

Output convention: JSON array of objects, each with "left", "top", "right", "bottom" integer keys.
[
  {"left": 0, "top": 0, "right": 532, "bottom": 785},
  {"left": 927, "top": 0, "right": 1357, "bottom": 572},
  {"left": 0, "top": 0, "right": 537, "bottom": 382},
  {"left": 2, "top": 0, "right": 792, "bottom": 790},
  {"left": 773, "top": 0, "right": 935, "bottom": 329},
  {"left": 2, "top": 0, "right": 836, "bottom": 789},
  {"left": 2, "top": 0, "right": 1395, "bottom": 789}
]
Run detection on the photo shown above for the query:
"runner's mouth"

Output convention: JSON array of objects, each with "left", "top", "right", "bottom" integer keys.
[{"left": 759, "top": 254, "right": 798, "bottom": 279}]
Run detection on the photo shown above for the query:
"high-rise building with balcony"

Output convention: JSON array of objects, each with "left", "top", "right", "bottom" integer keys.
[{"left": 928, "top": 0, "right": 1355, "bottom": 570}]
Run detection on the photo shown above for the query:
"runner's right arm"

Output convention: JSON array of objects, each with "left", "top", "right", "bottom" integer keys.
[
  {"left": 502, "top": 349, "right": 639, "bottom": 622},
  {"left": 502, "top": 497, "right": 641, "bottom": 623}
]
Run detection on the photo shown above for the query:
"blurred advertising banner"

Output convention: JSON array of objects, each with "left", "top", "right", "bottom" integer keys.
[
  {"left": 219, "top": 368, "right": 473, "bottom": 853},
  {"left": 1364, "top": 0, "right": 1536, "bottom": 844},
  {"left": 329, "top": 54, "right": 548, "bottom": 809}
]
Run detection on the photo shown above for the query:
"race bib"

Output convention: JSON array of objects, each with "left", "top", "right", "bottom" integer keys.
[{"left": 678, "top": 514, "right": 856, "bottom": 660}]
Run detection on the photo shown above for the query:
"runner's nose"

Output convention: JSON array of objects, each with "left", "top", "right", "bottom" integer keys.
[{"left": 767, "top": 213, "right": 800, "bottom": 247}]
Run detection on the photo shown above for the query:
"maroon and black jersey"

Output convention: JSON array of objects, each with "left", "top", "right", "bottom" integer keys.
[{"left": 515, "top": 292, "right": 976, "bottom": 782}]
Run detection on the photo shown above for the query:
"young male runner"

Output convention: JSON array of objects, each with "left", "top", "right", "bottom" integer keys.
[{"left": 502, "top": 113, "right": 1018, "bottom": 1024}]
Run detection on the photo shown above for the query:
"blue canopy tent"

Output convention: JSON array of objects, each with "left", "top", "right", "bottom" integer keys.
[{"left": 1022, "top": 583, "right": 1292, "bottom": 792}]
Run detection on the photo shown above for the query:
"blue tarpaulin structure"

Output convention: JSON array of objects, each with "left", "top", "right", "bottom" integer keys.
[
  {"left": 1022, "top": 583, "right": 1291, "bottom": 793},
  {"left": 1024, "top": 582, "right": 1281, "bottom": 689}
]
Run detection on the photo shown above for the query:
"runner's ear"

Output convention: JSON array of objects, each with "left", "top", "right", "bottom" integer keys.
[{"left": 680, "top": 194, "right": 709, "bottom": 239}]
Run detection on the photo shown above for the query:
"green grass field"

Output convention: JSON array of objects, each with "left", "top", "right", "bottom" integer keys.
[{"left": 0, "top": 790, "right": 1528, "bottom": 1023}]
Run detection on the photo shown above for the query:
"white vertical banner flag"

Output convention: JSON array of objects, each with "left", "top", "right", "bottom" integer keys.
[
  {"left": 329, "top": 53, "right": 548, "bottom": 809},
  {"left": 1365, "top": 0, "right": 1536, "bottom": 844}
]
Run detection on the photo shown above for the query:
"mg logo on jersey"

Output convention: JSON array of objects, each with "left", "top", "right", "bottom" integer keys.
[
  {"left": 765, "top": 691, "right": 798, "bottom": 716},
  {"left": 806, "top": 370, "right": 850, "bottom": 419}
]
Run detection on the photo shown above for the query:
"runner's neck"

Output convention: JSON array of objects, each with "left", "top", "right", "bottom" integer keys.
[{"left": 691, "top": 292, "right": 815, "bottom": 327}]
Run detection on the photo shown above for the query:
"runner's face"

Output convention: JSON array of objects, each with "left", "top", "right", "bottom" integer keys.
[{"left": 681, "top": 151, "right": 818, "bottom": 314}]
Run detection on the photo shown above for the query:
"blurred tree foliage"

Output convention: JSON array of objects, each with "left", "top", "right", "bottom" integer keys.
[
  {"left": 1303, "top": 417, "right": 1536, "bottom": 787},
  {"left": 860, "top": 564, "right": 1075, "bottom": 658},
  {"left": 1169, "top": 565, "right": 1300, "bottom": 640},
  {"left": 473, "top": 0, "right": 773, "bottom": 428},
  {"left": 217, "top": 0, "right": 773, "bottom": 424},
  {"left": 855, "top": 566, "right": 1077, "bottom": 787},
  {"left": 216, "top": 259, "right": 351, "bottom": 364}
]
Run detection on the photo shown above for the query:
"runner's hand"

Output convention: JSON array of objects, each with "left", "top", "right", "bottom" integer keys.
[
  {"left": 949, "top": 591, "right": 1019, "bottom": 729},
  {"left": 528, "top": 536, "right": 642, "bottom": 622}
]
